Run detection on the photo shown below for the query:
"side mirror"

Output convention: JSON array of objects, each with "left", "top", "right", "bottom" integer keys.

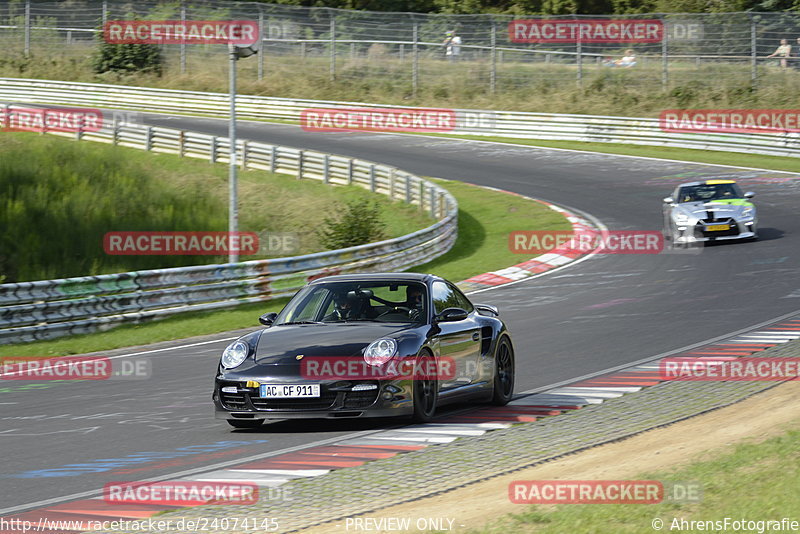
[
  {"left": 475, "top": 304, "right": 499, "bottom": 316},
  {"left": 435, "top": 307, "right": 469, "bottom": 322},
  {"left": 259, "top": 312, "right": 277, "bottom": 326},
  {"left": 663, "top": 197, "right": 674, "bottom": 204},
  {"left": 744, "top": 191, "right": 755, "bottom": 198}
]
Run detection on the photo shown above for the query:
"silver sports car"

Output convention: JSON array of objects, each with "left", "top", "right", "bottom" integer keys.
[{"left": 663, "top": 180, "right": 757, "bottom": 244}]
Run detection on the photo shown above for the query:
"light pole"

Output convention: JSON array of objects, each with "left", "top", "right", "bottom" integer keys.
[{"left": 228, "top": 42, "right": 258, "bottom": 263}]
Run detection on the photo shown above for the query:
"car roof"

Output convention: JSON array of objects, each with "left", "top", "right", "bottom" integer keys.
[
  {"left": 678, "top": 180, "right": 737, "bottom": 187},
  {"left": 308, "top": 272, "right": 440, "bottom": 285}
]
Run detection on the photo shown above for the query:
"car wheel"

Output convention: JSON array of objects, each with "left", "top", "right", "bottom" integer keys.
[
  {"left": 491, "top": 336, "right": 515, "bottom": 406},
  {"left": 412, "top": 352, "right": 438, "bottom": 423},
  {"left": 227, "top": 419, "right": 263, "bottom": 429}
]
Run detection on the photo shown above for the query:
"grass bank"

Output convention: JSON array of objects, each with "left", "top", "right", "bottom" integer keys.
[
  {"left": 0, "top": 179, "right": 568, "bottom": 357},
  {"left": 0, "top": 133, "right": 430, "bottom": 283},
  {"left": 5, "top": 47, "right": 800, "bottom": 116},
  {"left": 469, "top": 426, "right": 800, "bottom": 534},
  {"left": 428, "top": 134, "right": 800, "bottom": 173}
]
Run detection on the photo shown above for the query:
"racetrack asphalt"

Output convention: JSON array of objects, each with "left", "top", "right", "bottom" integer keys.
[{"left": 1, "top": 114, "right": 798, "bottom": 515}]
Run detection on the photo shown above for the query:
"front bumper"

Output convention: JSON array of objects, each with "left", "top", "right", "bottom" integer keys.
[
  {"left": 213, "top": 378, "right": 413, "bottom": 420},
  {"left": 673, "top": 218, "right": 757, "bottom": 243}
]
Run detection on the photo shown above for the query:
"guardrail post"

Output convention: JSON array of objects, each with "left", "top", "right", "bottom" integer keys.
[
  {"left": 269, "top": 145, "right": 276, "bottom": 172},
  {"left": 329, "top": 15, "right": 336, "bottom": 81},
  {"left": 101, "top": 1, "right": 108, "bottom": 25},
  {"left": 112, "top": 116, "right": 118, "bottom": 145},
  {"left": 24, "top": 0, "right": 31, "bottom": 57},
  {"left": 297, "top": 150, "right": 304, "bottom": 179},
  {"left": 209, "top": 135, "right": 216, "bottom": 161},
  {"left": 347, "top": 158, "right": 353, "bottom": 184},
  {"left": 412, "top": 23, "right": 419, "bottom": 96},
  {"left": 242, "top": 140, "right": 248, "bottom": 169},
  {"left": 438, "top": 192, "right": 445, "bottom": 218},
  {"left": 178, "top": 131, "right": 185, "bottom": 157},
  {"left": 430, "top": 188, "right": 436, "bottom": 218},
  {"left": 75, "top": 114, "right": 83, "bottom": 140},
  {"left": 369, "top": 164, "right": 376, "bottom": 192},
  {"left": 389, "top": 169, "right": 395, "bottom": 200},
  {"left": 490, "top": 22, "right": 497, "bottom": 94},
  {"left": 419, "top": 181, "right": 424, "bottom": 210},
  {"left": 405, "top": 175, "right": 411, "bottom": 204},
  {"left": 323, "top": 154, "right": 330, "bottom": 183}
]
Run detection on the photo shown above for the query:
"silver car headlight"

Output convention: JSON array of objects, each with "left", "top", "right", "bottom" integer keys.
[
  {"left": 741, "top": 207, "right": 754, "bottom": 218},
  {"left": 674, "top": 212, "right": 690, "bottom": 225},
  {"left": 221, "top": 340, "right": 249, "bottom": 369},
  {"left": 363, "top": 338, "right": 397, "bottom": 366}
]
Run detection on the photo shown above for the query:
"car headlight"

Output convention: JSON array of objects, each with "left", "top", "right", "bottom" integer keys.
[
  {"left": 363, "top": 338, "right": 397, "bottom": 366},
  {"left": 674, "top": 212, "right": 690, "bottom": 224},
  {"left": 741, "top": 207, "right": 754, "bottom": 218},
  {"left": 221, "top": 341, "right": 250, "bottom": 369}
]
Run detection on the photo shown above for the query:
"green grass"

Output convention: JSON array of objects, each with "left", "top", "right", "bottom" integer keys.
[
  {"left": 0, "top": 300, "right": 287, "bottom": 358},
  {"left": 410, "top": 179, "right": 570, "bottom": 282},
  {"left": 467, "top": 427, "right": 800, "bottom": 534},
  {"left": 0, "top": 133, "right": 431, "bottom": 282},
  {"left": 5, "top": 46, "right": 800, "bottom": 117},
  {"left": 0, "top": 180, "right": 567, "bottom": 358},
  {"left": 426, "top": 134, "right": 800, "bottom": 174}
]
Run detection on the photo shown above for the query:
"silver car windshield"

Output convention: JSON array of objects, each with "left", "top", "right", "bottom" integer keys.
[{"left": 676, "top": 183, "right": 743, "bottom": 203}]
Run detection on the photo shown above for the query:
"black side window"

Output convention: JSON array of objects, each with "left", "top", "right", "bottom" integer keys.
[
  {"left": 432, "top": 281, "right": 473, "bottom": 315},
  {"left": 448, "top": 283, "right": 474, "bottom": 313}
]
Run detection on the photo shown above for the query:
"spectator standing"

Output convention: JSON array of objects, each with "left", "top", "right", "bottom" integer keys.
[
  {"left": 766, "top": 39, "right": 791, "bottom": 68},
  {"left": 443, "top": 30, "right": 461, "bottom": 62}
]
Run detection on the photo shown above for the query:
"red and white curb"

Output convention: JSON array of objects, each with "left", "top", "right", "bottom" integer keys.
[
  {"left": 3, "top": 318, "right": 798, "bottom": 533},
  {"left": 457, "top": 189, "right": 600, "bottom": 293}
]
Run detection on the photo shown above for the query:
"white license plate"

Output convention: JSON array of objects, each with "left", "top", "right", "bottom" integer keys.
[{"left": 260, "top": 384, "right": 320, "bottom": 398}]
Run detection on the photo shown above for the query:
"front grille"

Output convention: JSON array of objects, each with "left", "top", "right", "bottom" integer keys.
[
  {"left": 343, "top": 388, "right": 379, "bottom": 408},
  {"left": 251, "top": 392, "right": 338, "bottom": 411},
  {"left": 218, "top": 381, "right": 383, "bottom": 412},
  {"left": 220, "top": 391, "right": 247, "bottom": 410},
  {"left": 695, "top": 219, "right": 740, "bottom": 238}
]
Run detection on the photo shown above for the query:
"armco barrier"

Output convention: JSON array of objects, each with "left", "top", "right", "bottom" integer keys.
[
  {"left": 0, "top": 106, "right": 457, "bottom": 344},
  {"left": 1, "top": 78, "right": 799, "bottom": 157}
]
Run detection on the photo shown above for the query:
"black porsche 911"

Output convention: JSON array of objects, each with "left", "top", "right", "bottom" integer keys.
[{"left": 213, "top": 273, "right": 515, "bottom": 429}]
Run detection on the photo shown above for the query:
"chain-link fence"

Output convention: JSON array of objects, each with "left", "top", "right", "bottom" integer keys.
[{"left": 2, "top": 1, "right": 800, "bottom": 95}]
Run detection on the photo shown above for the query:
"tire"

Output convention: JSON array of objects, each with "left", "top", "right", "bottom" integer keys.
[
  {"left": 227, "top": 419, "right": 263, "bottom": 429},
  {"left": 412, "top": 352, "right": 438, "bottom": 423},
  {"left": 491, "top": 336, "right": 515, "bottom": 406}
]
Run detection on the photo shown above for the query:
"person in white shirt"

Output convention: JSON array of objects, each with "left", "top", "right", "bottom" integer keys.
[{"left": 443, "top": 31, "right": 462, "bottom": 61}]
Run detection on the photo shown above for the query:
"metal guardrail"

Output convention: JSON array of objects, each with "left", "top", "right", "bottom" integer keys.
[
  {"left": 0, "top": 105, "right": 458, "bottom": 344},
  {"left": 1, "top": 78, "right": 798, "bottom": 157}
]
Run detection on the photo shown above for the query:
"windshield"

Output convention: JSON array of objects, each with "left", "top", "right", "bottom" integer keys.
[
  {"left": 276, "top": 281, "right": 428, "bottom": 325},
  {"left": 677, "top": 183, "right": 743, "bottom": 203}
]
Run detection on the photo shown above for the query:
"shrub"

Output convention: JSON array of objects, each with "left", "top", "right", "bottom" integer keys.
[
  {"left": 91, "top": 30, "right": 163, "bottom": 75},
  {"left": 317, "top": 198, "right": 386, "bottom": 250}
]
